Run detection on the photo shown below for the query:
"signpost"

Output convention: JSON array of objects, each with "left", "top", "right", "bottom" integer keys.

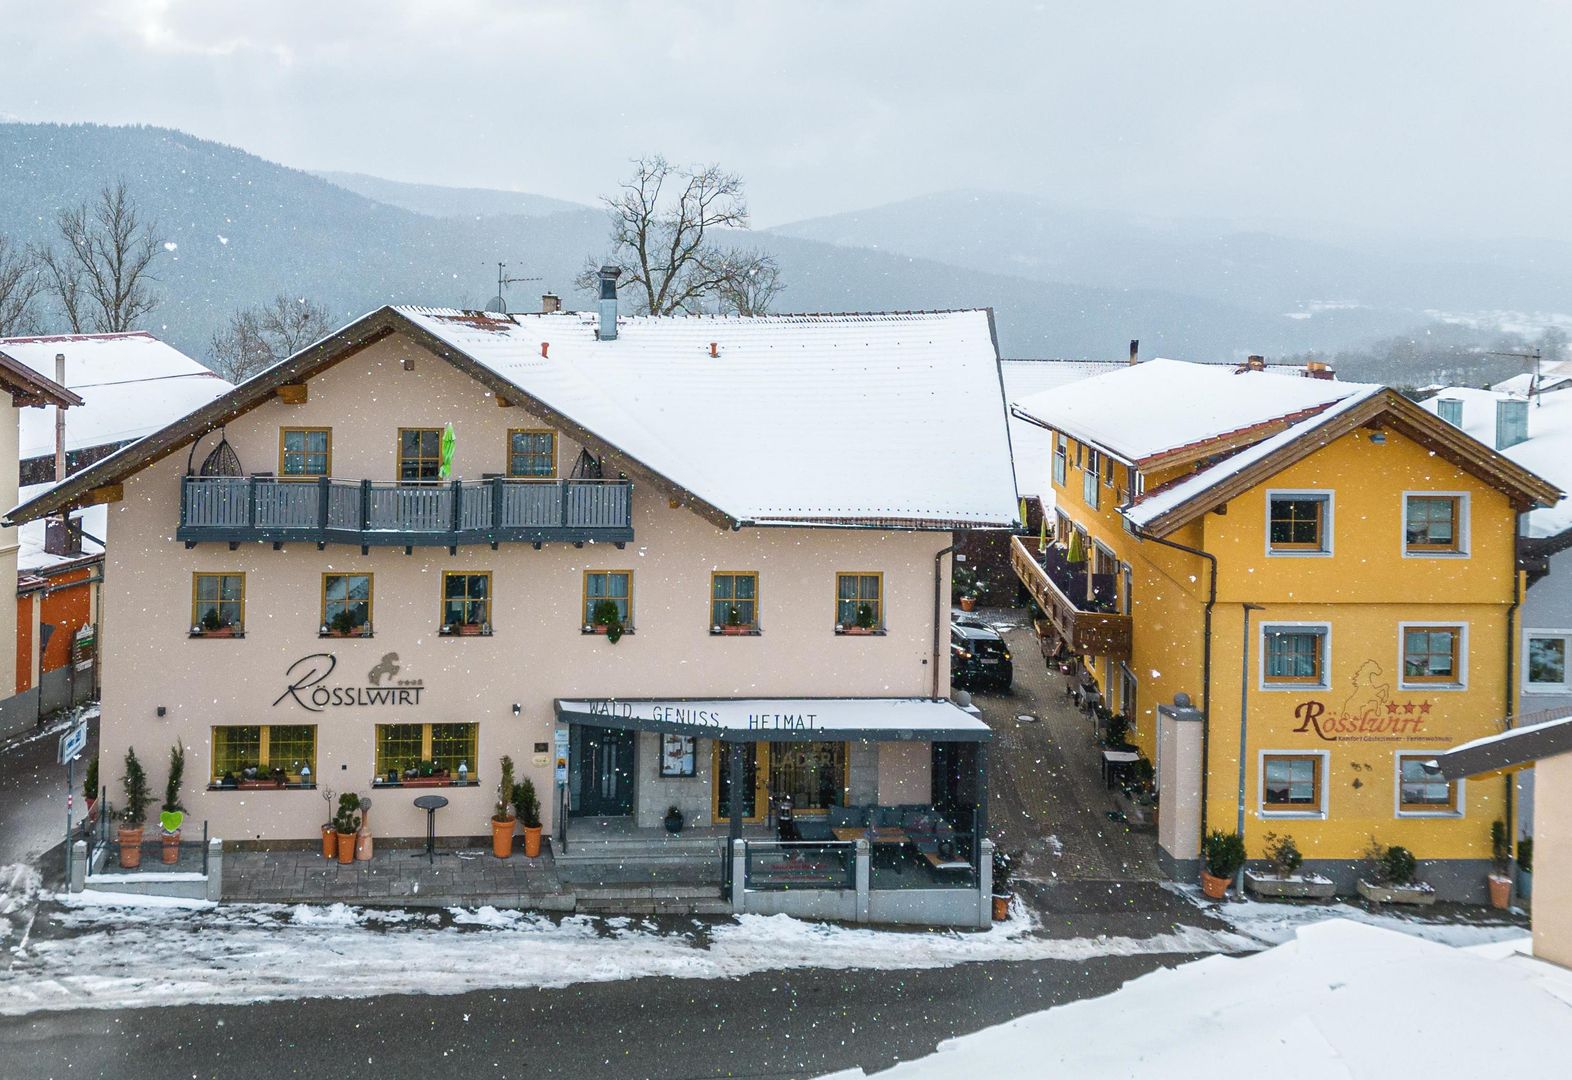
[{"left": 59, "top": 720, "right": 89, "bottom": 880}]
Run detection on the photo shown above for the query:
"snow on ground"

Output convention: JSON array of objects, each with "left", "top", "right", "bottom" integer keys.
[
  {"left": 0, "top": 894, "right": 1252, "bottom": 1016},
  {"left": 829, "top": 919, "right": 1552, "bottom": 1079}
]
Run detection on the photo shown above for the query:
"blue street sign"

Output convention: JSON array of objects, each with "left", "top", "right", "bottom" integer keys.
[{"left": 58, "top": 721, "right": 88, "bottom": 765}]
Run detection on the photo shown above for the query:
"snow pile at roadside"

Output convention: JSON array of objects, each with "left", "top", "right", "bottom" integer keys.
[
  {"left": 827, "top": 920, "right": 1550, "bottom": 1079},
  {"left": 0, "top": 898, "right": 1251, "bottom": 1015}
]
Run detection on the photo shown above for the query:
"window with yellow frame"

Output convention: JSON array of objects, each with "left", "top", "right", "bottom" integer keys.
[
  {"left": 192, "top": 572, "right": 244, "bottom": 636},
  {"left": 211, "top": 724, "right": 316, "bottom": 786},
  {"left": 583, "top": 570, "right": 632, "bottom": 629},
  {"left": 440, "top": 571, "right": 492, "bottom": 634},
  {"left": 711, "top": 571, "right": 759, "bottom": 633},
  {"left": 507, "top": 429, "right": 557, "bottom": 477},
  {"left": 321, "top": 573, "right": 372, "bottom": 636},
  {"left": 374, "top": 723, "right": 478, "bottom": 784},
  {"left": 835, "top": 572, "right": 882, "bottom": 633},
  {"left": 279, "top": 427, "right": 331, "bottom": 477},
  {"left": 398, "top": 427, "right": 443, "bottom": 482}
]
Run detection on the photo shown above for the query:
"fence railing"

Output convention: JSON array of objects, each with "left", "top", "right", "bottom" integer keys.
[
  {"left": 742, "top": 840, "right": 858, "bottom": 890},
  {"left": 180, "top": 475, "right": 634, "bottom": 546}
]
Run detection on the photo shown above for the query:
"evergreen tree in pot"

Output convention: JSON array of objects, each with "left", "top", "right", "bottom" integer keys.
[
  {"left": 84, "top": 755, "right": 99, "bottom": 822},
  {"left": 334, "top": 793, "right": 361, "bottom": 864},
  {"left": 159, "top": 743, "right": 187, "bottom": 864},
  {"left": 990, "top": 848, "right": 1017, "bottom": 922},
  {"left": 1200, "top": 829, "right": 1246, "bottom": 899},
  {"left": 118, "top": 748, "right": 151, "bottom": 869},
  {"left": 491, "top": 756, "right": 517, "bottom": 859},
  {"left": 513, "top": 778, "right": 543, "bottom": 857},
  {"left": 1488, "top": 819, "right": 1513, "bottom": 909}
]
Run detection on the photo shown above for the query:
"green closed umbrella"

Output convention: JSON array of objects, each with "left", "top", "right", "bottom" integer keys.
[
  {"left": 1066, "top": 529, "right": 1086, "bottom": 564},
  {"left": 439, "top": 423, "right": 456, "bottom": 479}
]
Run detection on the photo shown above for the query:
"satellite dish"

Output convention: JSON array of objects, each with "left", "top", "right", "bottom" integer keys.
[{"left": 485, "top": 295, "right": 506, "bottom": 313}]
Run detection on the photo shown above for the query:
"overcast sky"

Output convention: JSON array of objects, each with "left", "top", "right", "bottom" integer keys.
[{"left": 3, "top": 1, "right": 1569, "bottom": 239}]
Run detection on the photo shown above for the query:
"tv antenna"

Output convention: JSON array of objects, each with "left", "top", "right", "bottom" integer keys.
[
  {"left": 486, "top": 261, "right": 543, "bottom": 314},
  {"left": 1487, "top": 348, "right": 1543, "bottom": 402}
]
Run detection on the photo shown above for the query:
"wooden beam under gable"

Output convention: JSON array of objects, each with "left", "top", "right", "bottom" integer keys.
[
  {"left": 276, "top": 384, "right": 308, "bottom": 404},
  {"left": 81, "top": 483, "right": 123, "bottom": 507}
]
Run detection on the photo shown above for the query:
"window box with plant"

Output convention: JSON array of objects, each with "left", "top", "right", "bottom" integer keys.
[
  {"left": 835, "top": 573, "right": 883, "bottom": 635},
  {"left": 711, "top": 572, "right": 759, "bottom": 635},
  {"left": 439, "top": 571, "right": 492, "bottom": 637},
  {"left": 1200, "top": 829, "right": 1246, "bottom": 899},
  {"left": 374, "top": 723, "right": 477, "bottom": 787},
  {"left": 211, "top": 724, "right": 316, "bottom": 790},
  {"left": 513, "top": 777, "right": 543, "bottom": 857},
  {"left": 117, "top": 747, "right": 151, "bottom": 869},
  {"left": 1356, "top": 840, "right": 1435, "bottom": 905},
  {"left": 583, "top": 570, "right": 632, "bottom": 640},
  {"left": 191, "top": 572, "right": 244, "bottom": 638},
  {"left": 321, "top": 573, "right": 372, "bottom": 637},
  {"left": 1487, "top": 819, "right": 1513, "bottom": 910},
  {"left": 1244, "top": 832, "right": 1335, "bottom": 900}
]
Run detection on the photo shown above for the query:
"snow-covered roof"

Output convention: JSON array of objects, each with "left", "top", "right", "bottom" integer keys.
[
  {"left": 1012, "top": 357, "right": 1369, "bottom": 465},
  {"left": 1124, "top": 387, "right": 1385, "bottom": 530},
  {"left": 1421, "top": 386, "right": 1572, "bottom": 538},
  {"left": 0, "top": 332, "right": 231, "bottom": 460},
  {"left": 15, "top": 482, "right": 106, "bottom": 574},
  {"left": 848, "top": 920, "right": 1560, "bottom": 1079},
  {"left": 400, "top": 308, "right": 1019, "bottom": 528},
  {"left": 1492, "top": 358, "right": 1572, "bottom": 396},
  {"left": 554, "top": 697, "right": 992, "bottom": 741},
  {"left": 1000, "top": 359, "right": 1125, "bottom": 498}
]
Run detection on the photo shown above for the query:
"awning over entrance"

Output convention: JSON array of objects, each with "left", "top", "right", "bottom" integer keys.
[{"left": 553, "top": 697, "right": 993, "bottom": 743}]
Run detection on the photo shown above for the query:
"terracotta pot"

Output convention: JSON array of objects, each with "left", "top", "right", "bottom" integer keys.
[
  {"left": 336, "top": 831, "right": 356, "bottom": 864},
  {"left": 991, "top": 894, "right": 1011, "bottom": 922},
  {"left": 455, "top": 623, "right": 484, "bottom": 636},
  {"left": 959, "top": 596, "right": 977, "bottom": 612},
  {"left": 491, "top": 817, "right": 515, "bottom": 858},
  {"left": 118, "top": 825, "right": 144, "bottom": 869},
  {"left": 160, "top": 831, "right": 181, "bottom": 864},
  {"left": 1488, "top": 874, "right": 1513, "bottom": 910},
  {"left": 1200, "top": 870, "right": 1231, "bottom": 899},
  {"left": 321, "top": 826, "right": 336, "bottom": 859},
  {"left": 522, "top": 824, "right": 543, "bottom": 858}
]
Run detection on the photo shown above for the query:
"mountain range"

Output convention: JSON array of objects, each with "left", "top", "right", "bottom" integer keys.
[{"left": 1, "top": 122, "right": 1563, "bottom": 375}]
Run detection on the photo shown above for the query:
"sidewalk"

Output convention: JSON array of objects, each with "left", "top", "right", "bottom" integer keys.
[{"left": 223, "top": 847, "right": 572, "bottom": 910}]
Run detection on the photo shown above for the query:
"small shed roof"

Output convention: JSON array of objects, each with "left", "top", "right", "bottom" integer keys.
[{"left": 1430, "top": 707, "right": 1572, "bottom": 779}]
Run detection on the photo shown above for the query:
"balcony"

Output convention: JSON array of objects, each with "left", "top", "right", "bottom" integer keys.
[
  {"left": 1009, "top": 534, "right": 1132, "bottom": 660},
  {"left": 178, "top": 475, "right": 634, "bottom": 549}
]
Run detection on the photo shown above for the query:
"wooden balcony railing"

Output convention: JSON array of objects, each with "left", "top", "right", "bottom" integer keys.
[
  {"left": 1009, "top": 534, "right": 1133, "bottom": 660},
  {"left": 178, "top": 475, "right": 634, "bottom": 548}
]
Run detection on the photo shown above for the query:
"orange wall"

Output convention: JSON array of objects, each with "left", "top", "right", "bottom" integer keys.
[
  {"left": 15, "top": 593, "right": 32, "bottom": 694},
  {"left": 40, "top": 567, "right": 95, "bottom": 675}
]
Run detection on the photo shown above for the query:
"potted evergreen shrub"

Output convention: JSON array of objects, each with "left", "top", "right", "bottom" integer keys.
[
  {"left": 1488, "top": 819, "right": 1513, "bottom": 909},
  {"left": 492, "top": 756, "right": 517, "bottom": 859},
  {"left": 589, "top": 599, "right": 625, "bottom": 643},
  {"left": 333, "top": 793, "right": 361, "bottom": 865},
  {"left": 514, "top": 777, "right": 543, "bottom": 857},
  {"left": 196, "top": 607, "right": 238, "bottom": 638},
  {"left": 990, "top": 848, "right": 1017, "bottom": 922},
  {"left": 665, "top": 804, "right": 685, "bottom": 834},
  {"left": 325, "top": 610, "right": 368, "bottom": 638},
  {"left": 117, "top": 747, "right": 151, "bottom": 869},
  {"left": 720, "top": 604, "right": 751, "bottom": 635},
  {"left": 953, "top": 566, "right": 978, "bottom": 612},
  {"left": 319, "top": 786, "right": 337, "bottom": 858},
  {"left": 159, "top": 743, "right": 186, "bottom": 864},
  {"left": 1200, "top": 829, "right": 1246, "bottom": 899},
  {"left": 1518, "top": 837, "right": 1533, "bottom": 901},
  {"left": 1356, "top": 840, "right": 1435, "bottom": 905},
  {"left": 1244, "top": 832, "right": 1335, "bottom": 900},
  {"left": 84, "top": 755, "right": 99, "bottom": 823}
]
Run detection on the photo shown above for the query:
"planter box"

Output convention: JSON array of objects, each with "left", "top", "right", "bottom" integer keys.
[
  {"left": 400, "top": 775, "right": 452, "bottom": 787},
  {"left": 1357, "top": 879, "right": 1436, "bottom": 906},
  {"left": 238, "top": 779, "right": 285, "bottom": 790},
  {"left": 1245, "top": 869, "right": 1336, "bottom": 900}
]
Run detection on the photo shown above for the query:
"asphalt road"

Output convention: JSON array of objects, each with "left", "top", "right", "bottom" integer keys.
[
  {"left": 0, "top": 950, "right": 1196, "bottom": 1080},
  {"left": 0, "top": 710, "right": 95, "bottom": 871}
]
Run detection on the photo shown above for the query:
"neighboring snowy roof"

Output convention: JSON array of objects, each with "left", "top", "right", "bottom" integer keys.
[
  {"left": 400, "top": 308, "right": 1019, "bottom": 528},
  {"left": 1000, "top": 359, "right": 1125, "bottom": 498},
  {"left": 15, "top": 482, "right": 106, "bottom": 574},
  {"left": 1421, "top": 386, "right": 1572, "bottom": 538},
  {"left": 1012, "top": 358, "right": 1369, "bottom": 466},
  {"left": 1124, "top": 387, "right": 1385, "bottom": 530},
  {"left": 843, "top": 920, "right": 1562, "bottom": 1079},
  {"left": 0, "top": 332, "right": 231, "bottom": 460},
  {"left": 1492, "top": 358, "right": 1572, "bottom": 396},
  {"left": 553, "top": 697, "right": 993, "bottom": 741},
  {"left": 1431, "top": 705, "right": 1572, "bottom": 778}
]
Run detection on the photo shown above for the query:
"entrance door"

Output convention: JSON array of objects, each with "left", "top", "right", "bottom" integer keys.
[
  {"left": 575, "top": 725, "right": 635, "bottom": 816},
  {"left": 714, "top": 743, "right": 768, "bottom": 823}
]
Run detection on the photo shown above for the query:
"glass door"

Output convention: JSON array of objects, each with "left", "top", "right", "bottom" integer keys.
[{"left": 714, "top": 742, "right": 768, "bottom": 823}]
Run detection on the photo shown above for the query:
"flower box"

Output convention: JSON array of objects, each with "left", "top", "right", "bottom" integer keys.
[
  {"left": 719, "top": 625, "right": 757, "bottom": 636},
  {"left": 837, "top": 626, "right": 878, "bottom": 636},
  {"left": 400, "top": 774, "right": 452, "bottom": 787},
  {"left": 1356, "top": 879, "right": 1436, "bottom": 906},
  {"left": 238, "top": 778, "right": 286, "bottom": 790},
  {"left": 1245, "top": 869, "right": 1336, "bottom": 900},
  {"left": 191, "top": 625, "right": 241, "bottom": 639},
  {"left": 322, "top": 627, "right": 372, "bottom": 639}
]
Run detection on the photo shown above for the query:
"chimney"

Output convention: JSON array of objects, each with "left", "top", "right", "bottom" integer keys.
[
  {"left": 1128, "top": 339, "right": 1139, "bottom": 365},
  {"left": 597, "top": 266, "right": 621, "bottom": 341},
  {"left": 541, "top": 293, "right": 561, "bottom": 315},
  {"left": 1304, "top": 360, "right": 1335, "bottom": 380},
  {"left": 1246, "top": 354, "right": 1265, "bottom": 372},
  {"left": 1496, "top": 398, "right": 1529, "bottom": 450},
  {"left": 43, "top": 515, "right": 82, "bottom": 559}
]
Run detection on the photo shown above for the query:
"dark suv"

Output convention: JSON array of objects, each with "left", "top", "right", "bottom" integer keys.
[{"left": 951, "top": 617, "right": 1013, "bottom": 691}]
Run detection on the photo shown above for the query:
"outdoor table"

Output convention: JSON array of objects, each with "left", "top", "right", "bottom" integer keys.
[
  {"left": 832, "top": 826, "right": 909, "bottom": 845},
  {"left": 921, "top": 850, "right": 973, "bottom": 871},
  {"left": 1100, "top": 749, "right": 1140, "bottom": 789},
  {"left": 412, "top": 794, "right": 449, "bottom": 863}
]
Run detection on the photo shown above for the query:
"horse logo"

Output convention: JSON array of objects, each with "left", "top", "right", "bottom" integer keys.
[{"left": 367, "top": 653, "right": 401, "bottom": 687}]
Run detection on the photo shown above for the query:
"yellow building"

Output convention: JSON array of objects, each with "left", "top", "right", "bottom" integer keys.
[{"left": 1012, "top": 358, "right": 1562, "bottom": 900}]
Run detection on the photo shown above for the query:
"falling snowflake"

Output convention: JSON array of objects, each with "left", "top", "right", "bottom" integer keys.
[
  {"left": 217, "top": 235, "right": 229, "bottom": 245},
  {"left": 162, "top": 241, "right": 178, "bottom": 252}
]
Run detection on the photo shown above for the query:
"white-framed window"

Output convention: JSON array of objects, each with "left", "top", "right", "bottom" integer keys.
[
  {"left": 1525, "top": 630, "right": 1572, "bottom": 693},
  {"left": 1402, "top": 491, "right": 1469, "bottom": 557},
  {"left": 1259, "top": 749, "right": 1330, "bottom": 819},
  {"left": 1265, "top": 490, "right": 1333, "bottom": 556},
  {"left": 1260, "top": 622, "right": 1332, "bottom": 690},
  {"left": 1394, "top": 752, "right": 1463, "bottom": 817},
  {"left": 1083, "top": 448, "right": 1101, "bottom": 510},
  {"left": 1119, "top": 663, "right": 1138, "bottom": 734},
  {"left": 1052, "top": 434, "right": 1068, "bottom": 487},
  {"left": 1399, "top": 621, "right": 1468, "bottom": 690}
]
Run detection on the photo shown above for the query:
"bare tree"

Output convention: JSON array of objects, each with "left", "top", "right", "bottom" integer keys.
[
  {"left": 578, "top": 155, "right": 782, "bottom": 315},
  {"left": 209, "top": 295, "right": 334, "bottom": 383},
  {"left": 37, "top": 180, "right": 162, "bottom": 333},
  {"left": 714, "top": 249, "right": 785, "bottom": 316},
  {"left": 0, "top": 234, "right": 42, "bottom": 336}
]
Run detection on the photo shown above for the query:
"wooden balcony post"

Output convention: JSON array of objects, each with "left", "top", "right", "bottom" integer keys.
[
  {"left": 560, "top": 480, "right": 572, "bottom": 528},
  {"left": 360, "top": 479, "right": 372, "bottom": 531},
  {"left": 247, "top": 476, "right": 258, "bottom": 529},
  {"left": 450, "top": 480, "right": 463, "bottom": 536},
  {"left": 491, "top": 476, "right": 504, "bottom": 532},
  {"left": 318, "top": 475, "right": 331, "bottom": 539}
]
